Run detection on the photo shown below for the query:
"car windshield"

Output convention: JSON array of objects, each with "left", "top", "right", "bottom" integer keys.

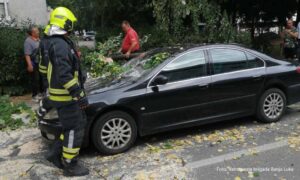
[
  {"left": 118, "top": 47, "right": 182, "bottom": 81},
  {"left": 85, "top": 46, "right": 194, "bottom": 91}
]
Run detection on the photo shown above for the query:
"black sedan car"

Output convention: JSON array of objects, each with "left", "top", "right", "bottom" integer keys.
[{"left": 39, "top": 44, "right": 300, "bottom": 155}]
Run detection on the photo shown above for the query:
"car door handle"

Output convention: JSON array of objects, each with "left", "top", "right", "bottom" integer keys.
[
  {"left": 252, "top": 75, "right": 263, "bottom": 81},
  {"left": 252, "top": 75, "right": 262, "bottom": 78},
  {"left": 198, "top": 84, "right": 209, "bottom": 89}
]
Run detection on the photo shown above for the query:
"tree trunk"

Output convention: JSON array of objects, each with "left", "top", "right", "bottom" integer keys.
[
  {"left": 251, "top": 17, "right": 255, "bottom": 42},
  {"left": 297, "top": 1, "right": 300, "bottom": 24},
  {"left": 101, "top": 12, "right": 105, "bottom": 31}
]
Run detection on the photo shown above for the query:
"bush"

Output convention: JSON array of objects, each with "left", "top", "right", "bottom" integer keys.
[
  {"left": 0, "top": 27, "right": 29, "bottom": 95},
  {"left": 233, "top": 31, "right": 252, "bottom": 47}
]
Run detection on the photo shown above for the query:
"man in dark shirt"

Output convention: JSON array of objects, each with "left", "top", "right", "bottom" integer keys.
[{"left": 24, "top": 26, "right": 43, "bottom": 101}]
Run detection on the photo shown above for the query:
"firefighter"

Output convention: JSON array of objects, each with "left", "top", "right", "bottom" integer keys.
[
  {"left": 45, "top": 7, "right": 89, "bottom": 176},
  {"left": 37, "top": 25, "right": 52, "bottom": 119}
]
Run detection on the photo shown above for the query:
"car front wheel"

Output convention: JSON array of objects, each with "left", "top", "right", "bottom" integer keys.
[
  {"left": 257, "top": 88, "right": 286, "bottom": 123},
  {"left": 92, "top": 111, "right": 137, "bottom": 155}
]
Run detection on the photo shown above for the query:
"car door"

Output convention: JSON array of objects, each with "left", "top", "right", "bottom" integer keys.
[
  {"left": 140, "top": 49, "right": 213, "bottom": 133},
  {"left": 208, "top": 48, "right": 266, "bottom": 117}
]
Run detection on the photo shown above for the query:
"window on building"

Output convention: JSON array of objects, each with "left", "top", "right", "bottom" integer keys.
[{"left": 0, "top": 3, "right": 5, "bottom": 17}]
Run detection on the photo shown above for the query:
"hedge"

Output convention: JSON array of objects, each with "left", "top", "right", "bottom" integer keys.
[{"left": 0, "top": 27, "right": 29, "bottom": 95}]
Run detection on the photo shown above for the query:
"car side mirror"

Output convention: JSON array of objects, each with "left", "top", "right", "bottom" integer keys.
[{"left": 152, "top": 75, "right": 168, "bottom": 86}]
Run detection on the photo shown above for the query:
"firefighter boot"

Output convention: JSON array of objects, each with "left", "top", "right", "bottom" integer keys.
[
  {"left": 62, "top": 159, "right": 89, "bottom": 177},
  {"left": 46, "top": 140, "right": 63, "bottom": 169}
]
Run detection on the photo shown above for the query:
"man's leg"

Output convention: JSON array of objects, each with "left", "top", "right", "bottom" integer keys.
[
  {"left": 30, "top": 67, "right": 39, "bottom": 98},
  {"left": 38, "top": 72, "right": 45, "bottom": 95},
  {"left": 57, "top": 102, "right": 88, "bottom": 176}
]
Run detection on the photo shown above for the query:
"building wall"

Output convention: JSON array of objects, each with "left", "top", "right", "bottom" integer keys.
[{"left": 5, "top": 0, "right": 49, "bottom": 26}]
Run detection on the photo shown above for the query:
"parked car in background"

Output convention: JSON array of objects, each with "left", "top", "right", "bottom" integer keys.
[
  {"left": 38, "top": 44, "right": 300, "bottom": 155},
  {"left": 83, "top": 31, "right": 96, "bottom": 41}
]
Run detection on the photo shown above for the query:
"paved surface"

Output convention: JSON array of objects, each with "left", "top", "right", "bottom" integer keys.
[{"left": 0, "top": 104, "right": 300, "bottom": 179}]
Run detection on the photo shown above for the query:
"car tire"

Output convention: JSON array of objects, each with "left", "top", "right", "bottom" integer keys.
[
  {"left": 91, "top": 111, "right": 137, "bottom": 155},
  {"left": 257, "top": 88, "right": 286, "bottom": 123}
]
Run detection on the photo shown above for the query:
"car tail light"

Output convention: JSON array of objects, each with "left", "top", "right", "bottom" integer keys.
[{"left": 296, "top": 67, "right": 300, "bottom": 74}]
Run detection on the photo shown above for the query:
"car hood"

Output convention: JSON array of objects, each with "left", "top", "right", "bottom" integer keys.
[{"left": 84, "top": 76, "right": 133, "bottom": 95}]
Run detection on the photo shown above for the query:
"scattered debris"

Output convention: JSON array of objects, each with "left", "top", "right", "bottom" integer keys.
[
  {"left": 287, "top": 125, "right": 300, "bottom": 151},
  {"left": 234, "top": 176, "right": 241, "bottom": 180}
]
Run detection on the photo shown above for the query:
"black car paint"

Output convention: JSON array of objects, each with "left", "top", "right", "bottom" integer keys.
[{"left": 39, "top": 44, "right": 300, "bottom": 142}]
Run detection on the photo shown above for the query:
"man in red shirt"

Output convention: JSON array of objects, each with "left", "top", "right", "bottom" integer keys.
[{"left": 120, "top": 21, "right": 140, "bottom": 58}]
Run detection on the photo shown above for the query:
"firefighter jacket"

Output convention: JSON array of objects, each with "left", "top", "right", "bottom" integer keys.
[
  {"left": 47, "top": 35, "right": 85, "bottom": 102},
  {"left": 39, "top": 36, "right": 50, "bottom": 90}
]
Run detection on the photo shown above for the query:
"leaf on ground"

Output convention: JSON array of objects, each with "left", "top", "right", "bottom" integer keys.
[
  {"left": 146, "top": 143, "right": 161, "bottom": 153},
  {"left": 166, "top": 154, "right": 183, "bottom": 164},
  {"left": 248, "top": 148, "right": 259, "bottom": 155},
  {"left": 288, "top": 136, "right": 300, "bottom": 151},
  {"left": 103, "top": 168, "right": 109, "bottom": 177},
  {"left": 162, "top": 141, "right": 174, "bottom": 149},
  {"left": 192, "top": 135, "right": 203, "bottom": 143},
  {"left": 234, "top": 176, "right": 242, "bottom": 180},
  {"left": 248, "top": 171, "right": 254, "bottom": 178},
  {"left": 232, "top": 156, "right": 240, "bottom": 160},
  {"left": 135, "top": 171, "right": 148, "bottom": 180},
  {"left": 253, "top": 171, "right": 260, "bottom": 177}
]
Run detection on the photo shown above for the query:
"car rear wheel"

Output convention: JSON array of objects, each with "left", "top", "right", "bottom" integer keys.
[
  {"left": 257, "top": 88, "right": 286, "bottom": 123},
  {"left": 92, "top": 111, "right": 137, "bottom": 155}
]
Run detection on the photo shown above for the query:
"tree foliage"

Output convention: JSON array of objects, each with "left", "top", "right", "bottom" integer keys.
[
  {"left": 152, "top": 0, "right": 235, "bottom": 43},
  {"left": 46, "top": 0, "right": 300, "bottom": 42}
]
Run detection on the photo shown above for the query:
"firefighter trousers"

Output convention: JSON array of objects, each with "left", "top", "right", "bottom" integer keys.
[{"left": 56, "top": 101, "right": 87, "bottom": 163}]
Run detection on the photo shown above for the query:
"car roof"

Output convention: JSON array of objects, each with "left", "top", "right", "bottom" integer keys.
[
  {"left": 187, "top": 43, "right": 246, "bottom": 50},
  {"left": 146, "top": 44, "right": 247, "bottom": 55},
  {"left": 145, "top": 43, "right": 283, "bottom": 65}
]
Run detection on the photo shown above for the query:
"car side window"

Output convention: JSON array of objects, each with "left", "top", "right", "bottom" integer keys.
[
  {"left": 246, "top": 53, "right": 264, "bottom": 68},
  {"left": 210, "top": 49, "right": 248, "bottom": 74},
  {"left": 158, "top": 50, "right": 206, "bottom": 83}
]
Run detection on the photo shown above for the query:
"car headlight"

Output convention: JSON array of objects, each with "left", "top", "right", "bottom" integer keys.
[{"left": 43, "top": 109, "right": 59, "bottom": 120}]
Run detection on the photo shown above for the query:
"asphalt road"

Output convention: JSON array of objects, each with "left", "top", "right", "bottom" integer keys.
[
  {"left": 1, "top": 104, "right": 300, "bottom": 179},
  {"left": 185, "top": 109, "right": 300, "bottom": 180},
  {"left": 79, "top": 105, "right": 300, "bottom": 180}
]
